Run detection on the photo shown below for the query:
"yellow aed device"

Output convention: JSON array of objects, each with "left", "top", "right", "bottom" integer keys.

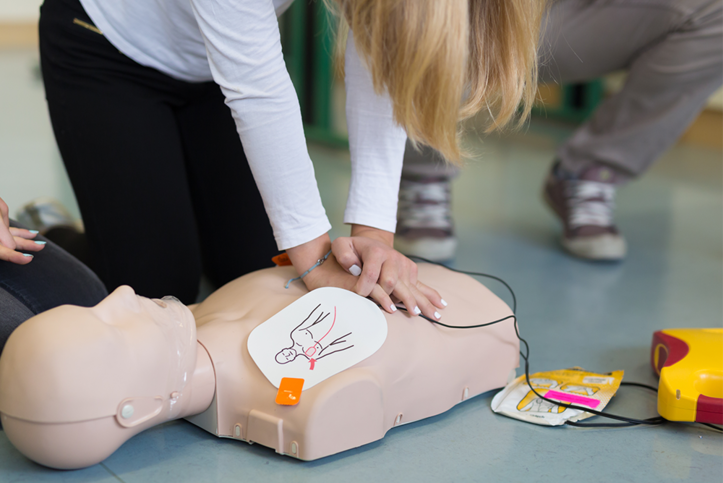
[{"left": 651, "top": 328, "right": 723, "bottom": 424}]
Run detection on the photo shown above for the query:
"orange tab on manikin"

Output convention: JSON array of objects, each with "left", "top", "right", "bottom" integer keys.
[
  {"left": 272, "top": 253, "right": 293, "bottom": 267},
  {"left": 276, "top": 377, "right": 304, "bottom": 405}
]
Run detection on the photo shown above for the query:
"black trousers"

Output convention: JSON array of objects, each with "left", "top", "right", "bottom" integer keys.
[{"left": 39, "top": 0, "right": 278, "bottom": 303}]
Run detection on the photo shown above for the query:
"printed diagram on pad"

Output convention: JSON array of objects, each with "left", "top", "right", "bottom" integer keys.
[
  {"left": 275, "top": 304, "right": 354, "bottom": 370},
  {"left": 559, "top": 384, "right": 600, "bottom": 397},
  {"left": 247, "top": 287, "right": 388, "bottom": 391},
  {"left": 516, "top": 377, "right": 565, "bottom": 414},
  {"left": 528, "top": 378, "right": 559, "bottom": 389},
  {"left": 517, "top": 391, "right": 566, "bottom": 414},
  {"left": 492, "top": 368, "right": 624, "bottom": 426},
  {"left": 515, "top": 380, "right": 601, "bottom": 413}
]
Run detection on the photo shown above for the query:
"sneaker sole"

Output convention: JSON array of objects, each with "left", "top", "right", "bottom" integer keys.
[{"left": 562, "top": 233, "right": 627, "bottom": 261}]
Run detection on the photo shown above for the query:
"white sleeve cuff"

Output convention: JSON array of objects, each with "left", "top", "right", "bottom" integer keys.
[{"left": 275, "top": 218, "right": 332, "bottom": 251}]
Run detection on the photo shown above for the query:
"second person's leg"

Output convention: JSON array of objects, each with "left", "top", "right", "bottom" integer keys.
[
  {"left": 539, "top": 0, "right": 723, "bottom": 259},
  {"left": 542, "top": 0, "right": 723, "bottom": 178}
]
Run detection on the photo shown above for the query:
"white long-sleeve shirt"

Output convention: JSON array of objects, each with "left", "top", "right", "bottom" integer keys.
[{"left": 79, "top": 0, "right": 407, "bottom": 250}]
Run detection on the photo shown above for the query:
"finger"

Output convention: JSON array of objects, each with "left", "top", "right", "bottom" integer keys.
[
  {"left": 410, "top": 284, "right": 442, "bottom": 320},
  {"left": 390, "top": 281, "right": 421, "bottom": 318},
  {"left": 377, "top": 259, "right": 399, "bottom": 295},
  {"left": 0, "top": 224, "right": 16, "bottom": 250},
  {"left": 354, "top": 245, "right": 386, "bottom": 297},
  {"left": 331, "top": 237, "right": 363, "bottom": 276},
  {"left": 416, "top": 280, "right": 446, "bottom": 310},
  {"left": 9, "top": 227, "right": 39, "bottom": 240},
  {"left": 370, "top": 284, "right": 397, "bottom": 314},
  {"left": 13, "top": 236, "right": 46, "bottom": 252},
  {"left": 0, "top": 245, "right": 34, "bottom": 265},
  {"left": 403, "top": 258, "right": 419, "bottom": 286}
]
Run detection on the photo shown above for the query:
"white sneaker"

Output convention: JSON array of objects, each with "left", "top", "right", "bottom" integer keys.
[{"left": 543, "top": 162, "right": 626, "bottom": 261}]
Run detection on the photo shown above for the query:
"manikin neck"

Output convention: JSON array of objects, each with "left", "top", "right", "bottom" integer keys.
[{"left": 177, "top": 343, "right": 216, "bottom": 419}]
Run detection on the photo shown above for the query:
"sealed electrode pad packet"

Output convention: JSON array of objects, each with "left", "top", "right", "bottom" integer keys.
[{"left": 491, "top": 367, "right": 624, "bottom": 426}]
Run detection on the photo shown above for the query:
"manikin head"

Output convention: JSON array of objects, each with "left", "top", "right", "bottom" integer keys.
[{"left": 0, "top": 286, "right": 199, "bottom": 469}]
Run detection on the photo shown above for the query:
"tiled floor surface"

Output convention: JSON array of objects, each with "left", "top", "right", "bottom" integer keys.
[{"left": 1, "top": 48, "right": 721, "bottom": 482}]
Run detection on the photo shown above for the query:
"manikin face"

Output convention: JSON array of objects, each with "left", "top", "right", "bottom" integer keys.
[{"left": 0, "top": 286, "right": 197, "bottom": 424}]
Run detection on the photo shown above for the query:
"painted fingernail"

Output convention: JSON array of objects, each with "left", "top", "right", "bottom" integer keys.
[
  {"left": 23, "top": 253, "right": 33, "bottom": 258},
  {"left": 389, "top": 304, "right": 397, "bottom": 312},
  {"left": 28, "top": 230, "right": 39, "bottom": 234},
  {"left": 413, "top": 306, "right": 421, "bottom": 315},
  {"left": 441, "top": 299, "right": 448, "bottom": 307},
  {"left": 349, "top": 264, "right": 362, "bottom": 276},
  {"left": 434, "top": 311, "right": 441, "bottom": 320},
  {"left": 34, "top": 241, "right": 46, "bottom": 245}
]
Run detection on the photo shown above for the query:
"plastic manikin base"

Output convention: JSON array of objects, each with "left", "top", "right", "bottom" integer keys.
[
  {"left": 187, "top": 264, "right": 519, "bottom": 460},
  {"left": 0, "top": 264, "right": 518, "bottom": 469}
]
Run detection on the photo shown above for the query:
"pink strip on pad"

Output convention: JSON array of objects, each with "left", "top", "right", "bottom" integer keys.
[{"left": 544, "top": 390, "right": 601, "bottom": 409}]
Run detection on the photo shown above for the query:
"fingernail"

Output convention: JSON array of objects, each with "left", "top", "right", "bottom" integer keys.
[
  {"left": 34, "top": 241, "right": 46, "bottom": 245},
  {"left": 413, "top": 306, "right": 421, "bottom": 315},
  {"left": 28, "top": 230, "right": 39, "bottom": 234},
  {"left": 441, "top": 299, "right": 448, "bottom": 307},
  {"left": 434, "top": 311, "right": 441, "bottom": 320},
  {"left": 349, "top": 264, "right": 362, "bottom": 276},
  {"left": 389, "top": 304, "right": 397, "bottom": 312},
  {"left": 23, "top": 253, "right": 33, "bottom": 258}
]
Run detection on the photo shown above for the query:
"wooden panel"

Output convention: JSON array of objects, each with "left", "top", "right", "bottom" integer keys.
[
  {"left": 0, "top": 23, "right": 37, "bottom": 49},
  {"left": 680, "top": 109, "right": 723, "bottom": 151},
  {"left": 535, "top": 83, "right": 563, "bottom": 109}
]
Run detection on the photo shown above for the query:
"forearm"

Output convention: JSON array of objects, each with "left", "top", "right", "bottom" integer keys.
[{"left": 191, "top": 0, "right": 331, "bottom": 250}]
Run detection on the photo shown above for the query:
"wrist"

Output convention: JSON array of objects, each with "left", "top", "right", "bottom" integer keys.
[
  {"left": 350, "top": 224, "right": 394, "bottom": 247},
  {"left": 286, "top": 233, "right": 332, "bottom": 277}
]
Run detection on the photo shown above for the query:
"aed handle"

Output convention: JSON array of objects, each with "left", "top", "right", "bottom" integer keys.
[{"left": 650, "top": 330, "right": 689, "bottom": 376}]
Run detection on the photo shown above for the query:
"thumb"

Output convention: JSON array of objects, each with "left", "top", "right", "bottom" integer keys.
[
  {"left": 331, "top": 237, "right": 363, "bottom": 276},
  {"left": 0, "top": 197, "right": 9, "bottom": 228},
  {"left": 0, "top": 223, "right": 16, "bottom": 250}
]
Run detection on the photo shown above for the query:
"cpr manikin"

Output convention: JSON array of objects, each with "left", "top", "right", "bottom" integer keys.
[{"left": 0, "top": 264, "right": 519, "bottom": 469}]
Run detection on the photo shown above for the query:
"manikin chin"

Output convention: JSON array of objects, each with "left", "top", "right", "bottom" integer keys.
[{"left": 0, "top": 264, "right": 519, "bottom": 470}]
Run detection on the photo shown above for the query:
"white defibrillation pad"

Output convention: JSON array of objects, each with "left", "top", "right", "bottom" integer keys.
[{"left": 247, "top": 287, "right": 388, "bottom": 390}]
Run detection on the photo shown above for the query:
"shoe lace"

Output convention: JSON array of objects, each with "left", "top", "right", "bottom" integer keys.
[
  {"left": 568, "top": 181, "right": 616, "bottom": 228},
  {"left": 398, "top": 179, "right": 452, "bottom": 229}
]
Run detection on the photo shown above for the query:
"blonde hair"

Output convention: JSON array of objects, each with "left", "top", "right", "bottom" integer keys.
[{"left": 328, "top": 0, "right": 547, "bottom": 163}]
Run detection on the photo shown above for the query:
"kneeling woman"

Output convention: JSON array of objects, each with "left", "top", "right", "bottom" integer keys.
[{"left": 37, "top": 0, "right": 544, "bottom": 316}]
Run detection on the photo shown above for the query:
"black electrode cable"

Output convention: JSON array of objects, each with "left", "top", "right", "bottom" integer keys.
[{"left": 402, "top": 256, "right": 673, "bottom": 428}]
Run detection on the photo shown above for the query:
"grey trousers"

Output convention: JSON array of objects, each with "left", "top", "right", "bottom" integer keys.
[{"left": 403, "top": 0, "right": 723, "bottom": 182}]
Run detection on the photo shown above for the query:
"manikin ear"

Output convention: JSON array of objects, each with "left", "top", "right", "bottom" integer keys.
[{"left": 93, "top": 285, "right": 143, "bottom": 323}]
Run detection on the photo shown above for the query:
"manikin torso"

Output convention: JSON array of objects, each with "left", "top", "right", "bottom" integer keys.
[{"left": 0, "top": 264, "right": 518, "bottom": 469}]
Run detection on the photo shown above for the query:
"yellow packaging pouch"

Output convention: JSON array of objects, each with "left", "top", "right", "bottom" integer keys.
[{"left": 491, "top": 367, "right": 624, "bottom": 426}]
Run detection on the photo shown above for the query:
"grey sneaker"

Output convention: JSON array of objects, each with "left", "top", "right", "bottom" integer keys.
[
  {"left": 543, "top": 162, "right": 627, "bottom": 261},
  {"left": 395, "top": 176, "right": 457, "bottom": 261},
  {"left": 15, "top": 197, "right": 83, "bottom": 234}
]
